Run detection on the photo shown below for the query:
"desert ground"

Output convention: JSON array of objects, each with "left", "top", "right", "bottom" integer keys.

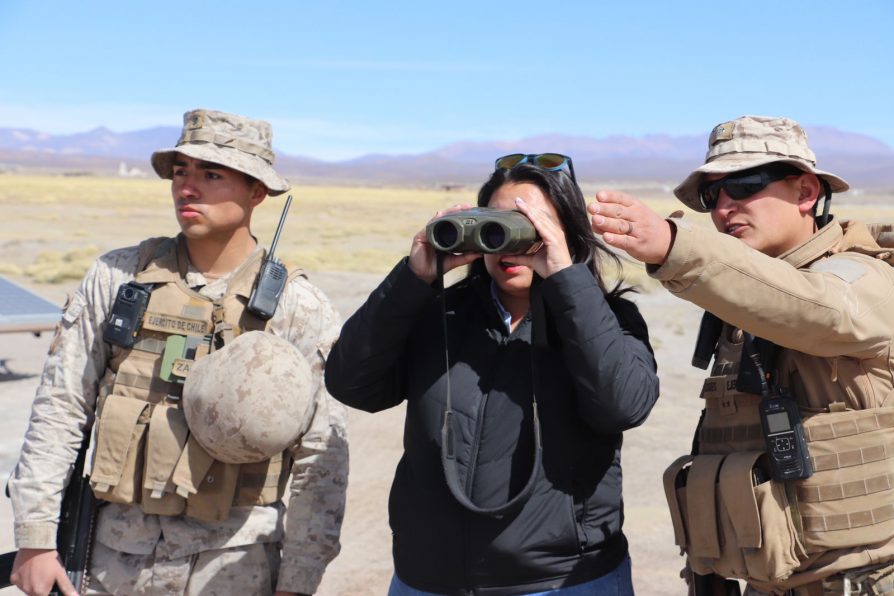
[{"left": 1, "top": 175, "right": 892, "bottom": 595}]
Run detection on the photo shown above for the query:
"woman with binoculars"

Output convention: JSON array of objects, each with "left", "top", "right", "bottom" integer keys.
[{"left": 325, "top": 153, "right": 659, "bottom": 595}]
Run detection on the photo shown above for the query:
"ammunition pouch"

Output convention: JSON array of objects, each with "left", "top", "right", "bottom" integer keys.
[
  {"left": 90, "top": 393, "right": 290, "bottom": 521},
  {"left": 664, "top": 451, "right": 804, "bottom": 583},
  {"left": 664, "top": 407, "right": 894, "bottom": 585}
]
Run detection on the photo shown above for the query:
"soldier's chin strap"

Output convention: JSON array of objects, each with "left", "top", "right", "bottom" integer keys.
[
  {"left": 817, "top": 179, "right": 833, "bottom": 228},
  {"left": 436, "top": 251, "right": 542, "bottom": 518}
]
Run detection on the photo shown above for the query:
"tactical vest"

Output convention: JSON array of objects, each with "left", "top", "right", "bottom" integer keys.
[
  {"left": 89, "top": 236, "right": 296, "bottom": 522},
  {"left": 663, "top": 324, "right": 894, "bottom": 587}
]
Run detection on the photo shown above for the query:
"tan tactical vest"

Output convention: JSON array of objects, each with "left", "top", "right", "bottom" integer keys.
[
  {"left": 664, "top": 324, "right": 894, "bottom": 586},
  {"left": 89, "top": 236, "right": 297, "bottom": 522},
  {"left": 664, "top": 224, "right": 894, "bottom": 587}
]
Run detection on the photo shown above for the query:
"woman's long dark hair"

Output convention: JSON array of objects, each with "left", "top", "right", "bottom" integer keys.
[{"left": 472, "top": 164, "right": 628, "bottom": 300}]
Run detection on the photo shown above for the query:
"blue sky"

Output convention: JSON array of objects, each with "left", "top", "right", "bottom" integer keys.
[{"left": 0, "top": 1, "right": 891, "bottom": 160}]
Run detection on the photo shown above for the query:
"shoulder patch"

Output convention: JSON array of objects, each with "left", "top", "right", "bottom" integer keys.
[
  {"left": 61, "top": 292, "right": 86, "bottom": 324},
  {"left": 809, "top": 257, "right": 869, "bottom": 283}
]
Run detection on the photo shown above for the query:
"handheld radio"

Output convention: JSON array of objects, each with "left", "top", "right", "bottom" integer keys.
[
  {"left": 759, "top": 390, "right": 813, "bottom": 480},
  {"left": 247, "top": 195, "right": 292, "bottom": 320},
  {"left": 743, "top": 334, "right": 813, "bottom": 481}
]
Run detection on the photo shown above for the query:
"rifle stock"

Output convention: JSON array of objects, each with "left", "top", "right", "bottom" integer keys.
[
  {"left": 0, "top": 431, "right": 97, "bottom": 592},
  {"left": 693, "top": 572, "right": 743, "bottom": 596},
  {"left": 52, "top": 431, "right": 97, "bottom": 594},
  {"left": 0, "top": 551, "right": 13, "bottom": 589}
]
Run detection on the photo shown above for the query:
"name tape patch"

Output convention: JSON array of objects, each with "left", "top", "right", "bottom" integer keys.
[{"left": 143, "top": 312, "right": 211, "bottom": 335}]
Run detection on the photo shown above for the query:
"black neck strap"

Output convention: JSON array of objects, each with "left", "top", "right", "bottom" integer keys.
[
  {"left": 817, "top": 179, "right": 833, "bottom": 228},
  {"left": 437, "top": 252, "right": 543, "bottom": 517}
]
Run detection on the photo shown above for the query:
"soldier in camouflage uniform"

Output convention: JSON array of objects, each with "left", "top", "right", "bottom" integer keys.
[
  {"left": 8, "top": 109, "right": 349, "bottom": 596},
  {"left": 591, "top": 115, "right": 894, "bottom": 595}
]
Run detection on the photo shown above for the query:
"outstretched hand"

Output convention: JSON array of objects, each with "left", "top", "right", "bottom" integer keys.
[
  {"left": 408, "top": 204, "right": 481, "bottom": 285},
  {"left": 589, "top": 190, "right": 675, "bottom": 265}
]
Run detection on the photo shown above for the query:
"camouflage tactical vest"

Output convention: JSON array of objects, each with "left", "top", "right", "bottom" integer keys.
[{"left": 89, "top": 236, "right": 297, "bottom": 522}]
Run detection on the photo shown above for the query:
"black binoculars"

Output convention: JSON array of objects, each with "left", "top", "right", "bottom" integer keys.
[{"left": 425, "top": 207, "right": 541, "bottom": 254}]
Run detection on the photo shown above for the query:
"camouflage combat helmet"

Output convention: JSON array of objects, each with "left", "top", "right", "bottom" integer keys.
[
  {"left": 151, "top": 108, "right": 291, "bottom": 196},
  {"left": 674, "top": 115, "right": 849, "bottom": 212},
  {"left": 183, "top": 331, "right": 314, "bottom": 464}
]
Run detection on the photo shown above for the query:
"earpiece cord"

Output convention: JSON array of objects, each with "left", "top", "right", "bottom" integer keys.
[
  {"left": 818, "top": 179, "right": 832, "bottom": 228},
  {"left": 743, "top": 333, "right": 770, "bottom": 398}
]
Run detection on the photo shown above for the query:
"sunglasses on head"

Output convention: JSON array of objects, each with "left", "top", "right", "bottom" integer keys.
[
  {"left": 697, "top": 163, "right": 805, "bottom": 210},
  {"left": 494, "top": 153, "right": 576, "bottom": 182}
]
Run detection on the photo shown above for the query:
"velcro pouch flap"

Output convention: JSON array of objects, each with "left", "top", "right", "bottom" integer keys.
[
  {"left": 90, "top": 395, "right": 150, "bottom": 491},
  {"left": 185, "top": 460, "right": 240, "bottom": 522},
  {"left": 663, "top": 454, "right": 693, "bottom": 548},
  {"left": 144, "top": 403, "right": 190, "bottom": 498},
  {"left": 719, "top": 450, "right": 764, "bottom": 548},
  {"left": 687, "top": 454, "right": 725, "bottom": 559},
  {"left": 171, "top": 434, "right": 216, "bottom": 498}
]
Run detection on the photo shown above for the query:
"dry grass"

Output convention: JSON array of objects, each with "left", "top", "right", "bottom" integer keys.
[
  {"left": 24, "top": 245, "right": 101, "bottom": 283},
  {"left": 1, "top": 174, "right": 892, "bottom": 287},
  {"left": 0, "top": 176, "right": 473, "bottom": 280}
]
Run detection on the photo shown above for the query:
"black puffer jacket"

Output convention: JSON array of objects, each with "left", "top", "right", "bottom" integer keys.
[{"left": 325, "top": 259, "right": 659, "bottom": 595}]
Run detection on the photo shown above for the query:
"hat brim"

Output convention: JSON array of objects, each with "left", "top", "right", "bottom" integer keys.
[
  {"left": 673, "top": 155, "right": 850, "bottom": 212},
  {"left": 151, "top": 143, "right": 290, "bottom": 196}
]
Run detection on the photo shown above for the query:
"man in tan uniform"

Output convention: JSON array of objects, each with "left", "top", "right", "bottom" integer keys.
[
  {"left": 9, "top": 109, "right": 349, "bottom": 595},
  {"left": 590, "top": 115, "right": 894, "bottom": 594}
]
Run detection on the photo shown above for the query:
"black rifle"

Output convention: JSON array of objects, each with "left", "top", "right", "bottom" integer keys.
[
  {"left": 0, "top": 551, "right": 12, "bottom": 590},
  {"left": 689, "top": 313, "right": 743, "bottom": 596},
  {"left": 693, "top": 573, "right": 742, "bottom": 595},
  {"left": 0, "top": 432, "right": 97, "bottom": 592}
]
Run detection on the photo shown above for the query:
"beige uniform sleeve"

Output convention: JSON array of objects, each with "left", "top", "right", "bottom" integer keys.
[
  {"left": 9, "top": 248, "right": 139, "bottom": 548},
  {"left": 650, "top": 218, "right": 894, "bottom": 359},
  {"left": 275, "top": 277, "right": 349, "bottom": 595}
]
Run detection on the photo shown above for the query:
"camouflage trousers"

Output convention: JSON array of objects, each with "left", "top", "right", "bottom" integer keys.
[
  {"left": 742, "top": 562, "right": 894, "bottom": 596},
  {"left": 85, "top": 539, "right": 280, "bottom": 595}
]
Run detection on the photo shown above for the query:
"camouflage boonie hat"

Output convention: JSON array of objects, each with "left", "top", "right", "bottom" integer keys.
[
  {"left": 151, "top": 108, "right": 290, "bottom": 196},
  {"left": 674, "top": 115, "right": 849, "bottom": 212},
  {"left": 182, "top": 331, "right": 315, "bottom": 464}
]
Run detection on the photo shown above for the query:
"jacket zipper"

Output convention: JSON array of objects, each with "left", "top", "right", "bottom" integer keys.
[
  {"left": 463, "top": 390, "right": 490, "bottom": 497},
  {"left": 462, "top": 321, "right": 510, "bottom": 498},
  {"left": 458, "top": 303, "right": 523, "bottom": 591},
  {"left": 575, "top": 494, "right": 589, "bottom": 551},
  {"left": 461, "top": 326, "right": 510, "bottom": 591}
]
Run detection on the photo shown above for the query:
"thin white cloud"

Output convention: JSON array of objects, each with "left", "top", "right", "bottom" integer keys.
[
  {"left": 269, "top": 116, "right": 528, "bottom": 160},
  {"left": 0, "top": 101, "right": 181, "bottom": 134},
  {"left": 295, "top": 58, "right": 499, "bottom": 73},
  {"left": 0, "top": 103, "right": 480, "bottom": 160},
  {"left": 229, "top": 57, "right": 514, "bottom": 74}
]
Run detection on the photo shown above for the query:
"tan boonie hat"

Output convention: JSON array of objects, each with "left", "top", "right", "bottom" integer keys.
[
  {"left": 674, "top": 115, "right": 849, "bottom": 212},
  {"left": 182, "top": 331, "right": 315, "bottom": 464},
  {"left": 151, "top": 108, "right": 290, "bottom": 196}
]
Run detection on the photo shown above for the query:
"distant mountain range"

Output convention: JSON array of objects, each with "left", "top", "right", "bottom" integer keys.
[{"left": 1, "top": 124, "right": 893, "bottom": 190}]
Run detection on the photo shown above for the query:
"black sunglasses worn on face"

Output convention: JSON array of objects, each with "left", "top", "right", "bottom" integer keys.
[
  {"left": 494, "top": 153, "right": 576, "bottom": 182},
  {"left": 697, "top": 163, "right": 805, "bottom": 210}
]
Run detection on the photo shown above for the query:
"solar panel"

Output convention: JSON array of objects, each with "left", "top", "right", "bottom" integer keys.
[{"left": 0, "top": 275, "right": 61, "bottom": 334}]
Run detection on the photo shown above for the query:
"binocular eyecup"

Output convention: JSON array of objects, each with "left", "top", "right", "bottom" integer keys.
[{"left": 426, "top": 208, "right": 542, "bottom": 255}]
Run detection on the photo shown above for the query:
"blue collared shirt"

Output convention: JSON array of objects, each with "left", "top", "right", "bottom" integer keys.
[{"left": 489, "top": 280, "right": 512, "bottom": 333}]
